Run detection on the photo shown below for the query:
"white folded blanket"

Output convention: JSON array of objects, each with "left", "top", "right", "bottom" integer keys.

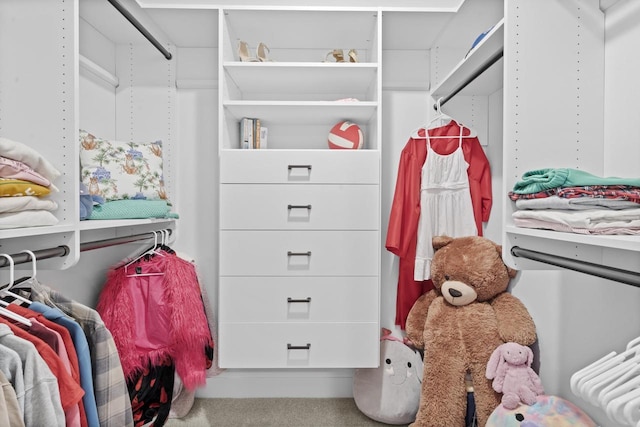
[
  {"left": 0, "top": 137, "right": 61, "bottom": 182},
  {"left": 512, "top": 208, "right": 640, "bottom": 235},
  {"left": 0, "top": 196, "right": 58, "bottom": 213}
]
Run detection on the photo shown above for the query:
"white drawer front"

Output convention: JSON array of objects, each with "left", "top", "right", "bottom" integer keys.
[
  {"left": 220, "top": 150, "right": 379, "bottom": 184},
  {"left": 220, "top": 230, "right": 379, "bottom": 276},
  {"left": 219, "top": 276, "right": 378, "bottom": 322},
  {"left": 220, "top": 184, "right": 379, "bottom": 230},
  {"left": 218, "top": 322, "right": 379, "bottom": 369}
]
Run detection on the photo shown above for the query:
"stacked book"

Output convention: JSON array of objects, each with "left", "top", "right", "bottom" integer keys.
[{"left": 240, "top": 117, "right": 268, "bottom": 149}]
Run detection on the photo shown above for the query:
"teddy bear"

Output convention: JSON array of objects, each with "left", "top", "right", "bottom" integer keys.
[
  {"left": 405, "top": 235, "right": 538, "bottom": 427},
  {"left": 486, "top": 342, "right": 544, "bottom": 409}
]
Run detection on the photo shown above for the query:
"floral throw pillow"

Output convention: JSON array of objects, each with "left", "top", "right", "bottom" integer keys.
[{"left": 79, "top": 130, "right": 167, "bottom": 202}]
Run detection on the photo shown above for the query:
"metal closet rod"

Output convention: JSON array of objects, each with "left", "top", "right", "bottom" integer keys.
[
  {"left": 434, "top": 48, "right": 504, "bottom": 110},
  {"left": 511, "top": 246, "right": 640, "bottom": 288},
  {"left": 0, "top": 228, "right": 172, "bottom": 268},
  {"left": 107, "top": 0, "right": 172, "bottom": 61}
]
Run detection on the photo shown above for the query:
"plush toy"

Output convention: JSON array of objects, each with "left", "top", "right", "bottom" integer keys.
[
  {"left": 353, "top": 328, "right": 423, "bottom": 425},
  {"left": 486, "top": 395, "right": 597, "bottom": 427},
  {"left": 486, "top": 342, "right": 544, "bottom": 409},
  {"left": 405, "top": 235, "right": 538, "bottom": 427}
]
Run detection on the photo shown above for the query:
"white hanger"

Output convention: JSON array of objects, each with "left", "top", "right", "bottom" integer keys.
[
  {"left": 0, "top": 254, "right": 31, "bottom": 305},
  {"left": 571, "top": 351, "right": 618, "bottom": 396},
  {"left": 584, "top": 356, "right": 640, "bottom": 405},
  {"left": 124, "top": 231, "right": 165, "bottom": 278},
  {"left": 604, "top": 374, "right": 640, "bottom": 422},
  {"left": 18, "top": 249, "right": 37, "bottom": 281},
  {"left": 623, "top": 390, "right": 640, "bottom": 426},
  {"left": 579, "top": 340, "right": 640, "bottom": 401},
  {"left": 156, "top": 229, "right": 169, "bottom": 253},
  {"left": 575, "top": 354, "right": 632, "bottom": 398},
  {"left": 410, "top": 97, "right": 477, "bottom": 139},
  {"left": 606, "top": 381, "right": 640, "bottom": 426},
  {"left": 575, "top": 340, "right": 640, "bottom": 399},
  {"left": 627, "top": 336, "right": 640, "bottom": 351},
  {"left": 0, "top": 254, "right": 31, "bottom": 326},
  {"left": 582, "top": 356, "right": 640, "bottom": 408}
]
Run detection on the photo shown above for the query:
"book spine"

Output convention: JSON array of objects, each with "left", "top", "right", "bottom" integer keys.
[
  {"left": 255, "top": 119, "right": 261, "bottom": 149},
  {"left": 240, "top": 118, "right": 250, "bottom": 149},
  {"left": 260, "top": 126, "right": 268, "bottom": 149},
  {"left": 247, "top": 118, "right": 254, "bottom": 149}
]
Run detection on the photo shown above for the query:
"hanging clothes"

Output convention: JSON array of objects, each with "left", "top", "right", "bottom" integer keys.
[
  {"left": 128, "top": 361, "right": 175, "bottom": 427},
  {"left": 97, "top": 250, "right": 213, "bottom": 390},
  {"left": 17, "top": 279, "right": 135, "bottom": 427},
  {"left": 386, "top": 120, "right": 492, "bottom": 329},
  {"left": 0, "top": 323, "right": 66, "bottom": 426},
  {"left": 0, "top": 369, "right": 24, "bottom": 427},
  {"left": 414, "top": 126, "right": 478, "bottom": 281}
]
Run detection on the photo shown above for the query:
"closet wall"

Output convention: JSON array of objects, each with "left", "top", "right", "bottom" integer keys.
[{"left": 4, "top": 1, "right": 640, "bottom": 424}]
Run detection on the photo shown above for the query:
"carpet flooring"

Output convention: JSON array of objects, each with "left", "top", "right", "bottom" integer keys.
[{"left": 164, "top": 398, "right": 408, "bottom": 427}]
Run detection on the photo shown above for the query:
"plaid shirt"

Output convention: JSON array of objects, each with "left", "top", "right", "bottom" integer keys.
[{"left": 24, "top": 280, "right": 134, "bottom": 427}]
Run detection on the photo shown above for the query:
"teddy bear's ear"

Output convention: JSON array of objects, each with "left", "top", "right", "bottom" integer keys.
[
  {"left": 494, "top": 244, "right": 518, "bottom": 278},
  {"left": 432, "top": 235, "right": 454, "bottom": 251}
]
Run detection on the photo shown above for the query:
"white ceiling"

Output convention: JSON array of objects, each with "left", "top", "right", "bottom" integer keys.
[{"left": 80, "top": 0, "right": 503, "bottom": 51}]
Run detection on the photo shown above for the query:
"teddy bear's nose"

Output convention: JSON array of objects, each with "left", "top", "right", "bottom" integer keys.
[{"left": 448, "top": 288, "right": 462, "bottom": 298}]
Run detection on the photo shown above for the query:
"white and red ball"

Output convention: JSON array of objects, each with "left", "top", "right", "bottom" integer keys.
[{"left": 328, "top": 121, "right": 363, "bottom": 149}]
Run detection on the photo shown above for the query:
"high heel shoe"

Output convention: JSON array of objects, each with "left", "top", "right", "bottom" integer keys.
[
  {"left": 257, "top": 42, "right": 272, "bottom": 62},
  {"left": 323, "top": 49, "right": 345, "bottom": 63},
  {"left": 348, "top": 49, "right": 359, "bottom": 63},
  {"left": 238, "top": 41, "right": 259, "bottom": 62}
]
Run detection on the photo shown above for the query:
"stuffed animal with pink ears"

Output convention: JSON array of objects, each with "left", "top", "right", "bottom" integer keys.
[{"left": 486, "top": 342, "right": 544, "bottom": 410}]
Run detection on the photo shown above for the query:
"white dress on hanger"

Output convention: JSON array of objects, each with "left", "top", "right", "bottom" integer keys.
[{"left": 414, "top": 126, "right": 478, "bottom": 281}]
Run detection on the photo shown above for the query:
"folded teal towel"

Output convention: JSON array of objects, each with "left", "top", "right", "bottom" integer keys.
[
  {"left": 89, "top": 199, "right": 179, "bottom": 220},
  {"left": 512, "top": 168, "right": 640, "bottom": 194}
]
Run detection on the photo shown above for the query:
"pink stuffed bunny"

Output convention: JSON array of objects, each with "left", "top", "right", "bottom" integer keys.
[{"left": 485, "top": 342, "right": 544, "bottom": 409}]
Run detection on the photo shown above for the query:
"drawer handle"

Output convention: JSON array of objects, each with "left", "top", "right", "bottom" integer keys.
[
  {"left": 287, "top": 297, "right": 312, "bottom": 303},
  {"left": 287, "top": 343, "right": 311, "bottom": 350},
  {"left": 287, "top": 204, "right": 312, "bottom": 210},
  {"left": 287, "top": 251, "right": 311, "bottom": 257},
  {"left": 288, "top": 164, "right": 312, "bottom": 171}
]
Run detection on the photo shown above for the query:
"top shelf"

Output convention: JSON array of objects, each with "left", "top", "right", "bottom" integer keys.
[
  {"left": 431, "top": 18, "right": 504, "bottom": 100},
  {"left": 224, "top": 62, "right": 377, "bottom": 98}
]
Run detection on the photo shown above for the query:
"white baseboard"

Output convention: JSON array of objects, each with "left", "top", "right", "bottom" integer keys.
[{"left": 195, "top": 369, "right": 356, "bottom": 398}]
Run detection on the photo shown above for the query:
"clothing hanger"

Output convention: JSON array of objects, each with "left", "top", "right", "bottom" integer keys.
[
  {"left": 623, "top": 387, "right": 640, "bottom": 426},
  {"left": 0, "top": 254, "right": 31, "bottom": 305},
  {"left": 0, "top": 254, "right": 31, "bottom": 326},
  {"left": 579, "top": 342, "right": 640, "bottom": 401},
  {"left": 574, "top": 338, "right": 640, "bottom": 398},
  {"left": 571, "top": 351, "right": 618, "bottom": 396},
  {"left": 571, "top": 351, "right": 619, "bottom": 396},
  {"left": 9, "top": 249, "right": 38, "bottom": 291},
  {"left": 602, "top": 372, "right": 640, "bottom": 420},
  {"left": 155, "top": 229, "right": 175, "bottom": 255},
  {"left": 410, "top": 97, "right": 478, "bottom": 139},
  {"left": 598, "top": 365, "right": 640, "bottom": 408},
  {"left": 605, "top": 381, "right": 640, "bottom": 425},
  {"left": 124, "top": 231, "right": 166, "bottom": 278},
  {"left": 583, "top": 355, "right": 640, "bottom": 405}
]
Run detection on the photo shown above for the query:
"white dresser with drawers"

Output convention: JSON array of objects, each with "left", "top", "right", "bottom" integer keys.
[{"left": 218, "top": 150, "right": 380, "bottom": 368}]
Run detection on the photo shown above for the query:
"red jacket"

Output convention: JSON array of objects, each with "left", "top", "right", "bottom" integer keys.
[{"left": 386, "top": 121, "right": 492, "bottom": 329}]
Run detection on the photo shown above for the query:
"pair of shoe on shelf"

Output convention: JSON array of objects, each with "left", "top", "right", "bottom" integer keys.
[
  {"left": 238, "top": 41, "right": 272, "bottom": 62},
  {"left": 324, "top": 49, "right": 358, "bottom": 63}
]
